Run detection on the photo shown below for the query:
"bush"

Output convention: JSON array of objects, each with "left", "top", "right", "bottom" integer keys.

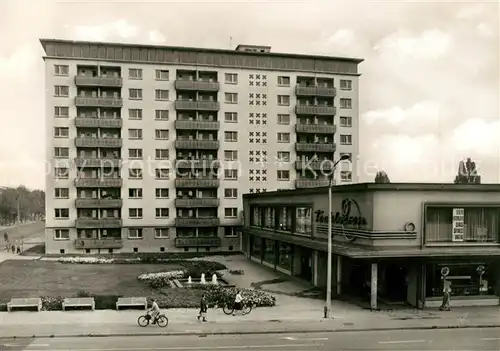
[
  {"left": 182, "top": 261, "right": 227, "bottom": 278},
  {"left": 138, "top": 270, "right": 186, "bottom": 289},
  {"left": 202, "top": 286, "right": 276, "bottom": 308},
  {"left": 41, "top": 296, "right": 64, "bottom": 311},
  {"left": 0, "top": 302, "right": 6, "bottom": 312}
]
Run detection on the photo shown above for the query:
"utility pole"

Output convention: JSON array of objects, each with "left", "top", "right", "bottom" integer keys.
[{"left": 16, "top": 193, "right": 20, "bottom": 224}]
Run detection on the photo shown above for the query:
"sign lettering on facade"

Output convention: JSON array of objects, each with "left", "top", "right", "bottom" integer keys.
[
  {"left": 314, "top": 198, "right": 367, "bottom": 240},
  {"left": 452, "top": 208, "right": 464, "bottom": 242}
]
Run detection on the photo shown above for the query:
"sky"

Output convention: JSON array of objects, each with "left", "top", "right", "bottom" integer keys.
[{"left": 0, "top": 0, "right": 498, "bottom": 190}]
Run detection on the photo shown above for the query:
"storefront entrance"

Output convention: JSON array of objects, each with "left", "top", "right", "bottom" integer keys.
[{"left": 293, "top": 246, "right": 313, "bottom": 283}]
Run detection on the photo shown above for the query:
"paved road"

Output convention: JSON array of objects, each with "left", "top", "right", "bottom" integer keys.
[
  {"left": 0, "top": 222, "right": 44, "bottom": 242},
  {"left": 2, "top": 328, "right": 500, "bottom": 350}
]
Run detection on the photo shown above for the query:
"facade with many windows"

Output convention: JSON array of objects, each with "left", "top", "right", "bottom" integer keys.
[
  {"left": 42, "top": 39, "right": 362, "bottom": 254},
  {"left": 242, "top": 183, "right": 500, "bottom": 309}
]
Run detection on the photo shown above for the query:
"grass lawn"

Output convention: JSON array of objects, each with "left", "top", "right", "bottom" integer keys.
[{"left": 0, "top": 260, "right": 181, "bottom": 302}]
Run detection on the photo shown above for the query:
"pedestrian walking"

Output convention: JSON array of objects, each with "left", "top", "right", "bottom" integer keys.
[
  {"left": 232, "top": 290, "right": 243, "bottom": 316},
  {"left": 197, "top": 294, "right": 208, "bottom": 322},
  {"left": 440, "top": 279, "right": 452, "bottom": 311}
]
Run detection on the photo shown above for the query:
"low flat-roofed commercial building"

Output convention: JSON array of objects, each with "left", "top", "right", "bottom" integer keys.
[{"left": 242, "top": 183, "right": 500, "bottom": 309}]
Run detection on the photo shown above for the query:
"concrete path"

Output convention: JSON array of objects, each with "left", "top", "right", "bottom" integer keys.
[{"left": 0, "top": 221, "right": 44, "bottom": 262}]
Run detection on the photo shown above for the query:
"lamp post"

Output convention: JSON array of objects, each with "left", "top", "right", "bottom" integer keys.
[{"left": 325, "top": 153, "right": 351, "bottom": 319}]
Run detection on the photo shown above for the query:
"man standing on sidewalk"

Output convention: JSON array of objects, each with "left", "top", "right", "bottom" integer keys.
[{"left": 197, "top": 294, "right": 208, "bottom": 322}]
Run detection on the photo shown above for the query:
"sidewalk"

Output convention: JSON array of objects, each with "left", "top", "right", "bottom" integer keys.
[{"left": 1, "top": 306, "right": 499, "bottom": 338}]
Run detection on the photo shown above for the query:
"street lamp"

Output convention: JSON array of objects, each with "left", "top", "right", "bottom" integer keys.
[{"left": 325, "top": 153, "right": 351, "bottom": 319}]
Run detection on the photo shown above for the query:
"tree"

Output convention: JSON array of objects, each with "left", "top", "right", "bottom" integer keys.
[
  {"left": 0, "top": 186, "right": 45, "bottom": 225},
  {"left": 454, "top": 158, "right": 481, "bottom": 184},
  {"left": 374, "top": 171, "right": 391, "bottom": 183}
]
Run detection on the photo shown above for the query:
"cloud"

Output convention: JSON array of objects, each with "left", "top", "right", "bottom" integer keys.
[
  {"left": 0, "top": 46, "right": 38, "bottom": 78},
  {"left": 325, "top": 29, "right": 356, "bottom": 46},
  {"left": 450, "top": 118, "right": 500, "bottom": 157},
  {"left": 477, "top": 23, "right": 494, "bottom": 37},
  {"left": 149, "top": 30, "right": 166, "bottom": 44},
  {"left": 456, "top": 4, "right": 485, "bottom": 19},
  {"left": 374, "top": 29, "right": 453, "bottom": 60},
  {"left": 72, "top": 19, "right": 138, "bottom": 41}
]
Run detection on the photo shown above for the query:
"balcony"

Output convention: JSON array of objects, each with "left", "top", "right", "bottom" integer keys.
[
  {"left": 295, "top": 143, "right": 336, "bottom": 152},
  {"left": 74, "top": 76, "right": 123, "bottom": 88},
  {"left": 174, "top": 100, "right": 220, "bottom": 111},
  {"left": 175, "top": 159, "right": 220, "bottom": 169},
  {"left": 175, "top": 198, "right": 220, "bottom": 208},
  {"left": 174, "top": 80, "right": 220, "bottom": 92},
  {"left": 295, "top": 160, "right": 333, "bottom": 171},
  {"left": 75, "top": 198, "right": 123, "bottom": 208},
  {"left": 295, "top": 124, "right": 336, "bottom": 134},
  {"left": 74, "top": 178, "right": 123, "bottom": 188},
  {"left": 75, "top": 137, "right": 122, "bottom": 148},
  {"left": 75, "top": 117, "right": 123, "bottom": 128},
  {"left": 295, "top": 105, "right": 336, "bottom": 116},
  {"left": 75, "top": 97, "right": 123, "bottom": 108},
  {"left": 175, "top": 218, "right": 220, "bottom": 227},
  {"left": 295, "top": 86, "right": 336, "bottom": 97},
  {"left": 175, "top": 120, "right": 220, "bottom": 131},
  {"left": 175, "top": 178, "right": 220, "bottom": 188},
  {"left": 175, "top": 140, "right": 219, "bottom": 150},
  {"left": 75, "top": 218, "right": 122, "bottom": 229},
  {"left": 74, "top": 238, "right": 124, "bottom": 249},
  {"left": 74, "top": 157, "right": 121, "bottom": 168},
  {"left": 174, "top": 237, "right": 221, "bottom": 248},
  {"left": 295, "top": 179, "right": 329, "bottom": 188}
]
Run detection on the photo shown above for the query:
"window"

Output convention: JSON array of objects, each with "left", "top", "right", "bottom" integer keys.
[
  {"left": 224, "top": 208, "right": 238, "bottom": 218},
  {"left": 224, "top": 150, "right": 237, "bottom": 161},
  {"left": 277, "top": 76, "right": 290, "bottom": 86},
  {"left": 129, "top": 68, "right": 143, "bottom": 80},
  {"left": 155, "top": 69, "right": 169, "bottom": 81},
  {"left": 129, "top": 109, "right": 142, "bottom": 120},
  {"left": 155, "top": 110, "right": 169, "bottom": 120},
  {"left": 129, "top": 168, "right": 143, "bottom": 179},
  {"left": 296, "top": 207, "right": 312, "bottom": 234},
  {"left": 340, "top": 134, "right": 352, "bottom": 145},
  {"left": 224, "top": 169, "right": 238, "bottom": 180},
  {"left": 155, "top": 228, "right": 169, "bottom": 238},
  {"left": 129, "top": 88, "right": 143, "bottom": 100},
  {"left": 54, "top": 188, "right": 69, "bottom": 199},
  {"left": 225, "top": 73, "right": 238, "bottom": 84},
  {"left": 155, "top": 168, "right": 169, "bottom": 179},
  {"left": 54, "top": 106, "right": 69, "bottom": 118},
  {"left": 277, "top": 114, "right": 290, "bottom": 125},
  {"left": 277, "top": 170, "right": 290, "bottom": 180},
  {"left": 128, "top": 148, "right": 143, "bottom": 159},
  {"left": 277, "top": 152, "right": 290, "bottom": 162},
  {"left": 128, "top": 129, "right": 143, "bottom": 139},
  {"left": 129, "top": 208, "right": 143, "bottom": 219},
  {"left": 340, "top": 171, "right": 352, "bottom": 182},
  {"left": 155, "top": 149, "right": 169, "bottom": 160},
  {"left": 224, "top": 112, "right": 238, "bottom": 123},
  {"left": 54, "top": 65, "right": 69, "bottom": 76},
  {"left": 225, "top": 93, "right": 238, "bottom": 104},
  {"left": 54, "top": 85, "right": 69, "bottom": 97},
  {"left": 128, "top": 228, "right": 143, "bottom": 238},
  {"left": 340, "top": 98, "right": 352, "bottom": 109},
  {"left": 277, "top": 95, "right": 290, "bottom": 106},
  {"left": 54, "top": 208, "right": 69, "bottom": 219},
  {"left": 340, "top": 79, "right": 352, "bottom": 90},
  {"left": 224, "top": 131, "right": 238, "bottom": 142},
  {"left": 155, "top": 188, "right": 169, "bottom": 198},
  {"left": 155, "top": 208, "right": 170, "bottom": 218},
  {"left": 155, "top": 89, "right": 169, "bottom": 101},
  {"left": 155, "top": 129, "right": 169, "bottom": 140},
  {"left": 224, "top": 188, "right": 238, "bottom": 198},
  {"left": 54, "top": 167, "right": 69, "bottom": 179},
  {"left": 340, "top": 116, "right": 352, "bottom": 127},
  {"left": 54, "top": 147, "right": 69, "bottom": 158},
  {"left": 129, "top": 188, "right": 143, "bottom": 199},
  {"left": 54, "top": 127, "right": 69, "bottom": 138},
  {"left": 277, "top": 133, "right": 290, "bottom": 143},
  {"left": 54, "top": 229, "right": 70, "bottom": 240},
  {"left": 224, "top": 227, "right": 238, "bottom": 237}
]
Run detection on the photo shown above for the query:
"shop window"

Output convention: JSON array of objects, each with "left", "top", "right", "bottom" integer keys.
[
  {"left": 250, "top": 236, "right": 262, "bottom": 260},
  {"left": 264, "top": 207, "right": 276, "bottom": 229},
  {"left": 263, "top": 239, "right": 275, "bottom": 264},
  {"left": 251, "top": 206, "right": 263, "bottom": 227},
  {"left": 277, "top": 207, "right": 292, "bottom": 231},
  {"left": 426, "top": 206, "right": 500, "bottom": 243},
  {"left": 277, "top": 242, "right": 292, "bottom": 271},
  {"left": 295, "top": 207, "right": 312, "bottom": 234},
  {"left": 426, "top": 263, "right": 497, "bottom": 298}
]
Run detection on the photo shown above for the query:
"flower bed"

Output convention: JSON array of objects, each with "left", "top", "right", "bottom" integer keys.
[
  {"left": 58, "top": 257, "right": 119, "bottom": 264},
  {"left": 138, "top": 270, "right": 186, "bottom": 289}
]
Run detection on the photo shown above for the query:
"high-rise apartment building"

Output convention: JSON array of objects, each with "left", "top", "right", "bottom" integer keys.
[{"left": 41, "top": 39, "right": 363, "bottom": 255}]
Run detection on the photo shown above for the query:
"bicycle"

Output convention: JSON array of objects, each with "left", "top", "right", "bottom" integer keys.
[
  {"left": 222, "top": 302, "right": 253, "bottom": 316},
  {"left": 137, "top": 311, "right": 169, "bottom": 327}
]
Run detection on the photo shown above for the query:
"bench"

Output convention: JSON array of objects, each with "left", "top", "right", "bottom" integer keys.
[
  {"left": 7, "top": 298, "right": 42, "bottom": 312},
  {"left": 62, "top": 297, "right": 95, "bottom": 311},
  {"left": 116, "top": 297, "right": 147, "bottom": 311}
]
